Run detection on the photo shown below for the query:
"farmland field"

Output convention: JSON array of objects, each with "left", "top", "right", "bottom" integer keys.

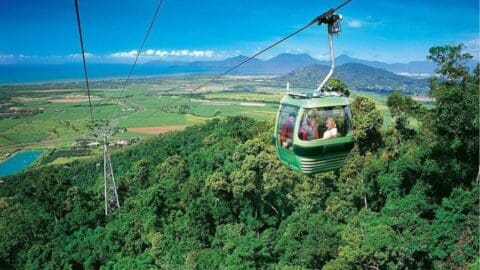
[{"left": 0, "top": 74, "right": 428, "bottom": 164}]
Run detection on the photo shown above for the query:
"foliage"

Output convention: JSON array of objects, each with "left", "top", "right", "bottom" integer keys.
[
  {"left": 351, "top": 96, "right": 383, "bottom": 154},
  {"left": 0, "top": 45, "right": 478, "bottom": 269},
  {"left": 427, "top": 44, "right": 479, "bottom": 195},
  {"left": 326, "top": 77, "right": 350, "bottom": 96},
  {"left": 386, "top": 91, "right": 421, "bottom": 143},
  {"left": 427, "top": 44, "right": 473, "bottom": 83}
]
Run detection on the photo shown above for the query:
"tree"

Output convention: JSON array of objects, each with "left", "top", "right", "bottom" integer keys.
[
  {"left": 429, "top": 187, "right": 479, "bottom": 268},
  {"left": 275, "top": 210, "right": 340, "bottom": 268},
  {"left": 128, "top": 159, "right": 150, "bottom": 188},
  {"left": 351, "top": 96, "right": 383, "bottom": 154},
  {"left": 427, "top": 44, "right": 479, "bottom": 189},
  {"left": 427, "top": 44, "right": 473, "bottom": 85},
  {"left": 386, "top": 91, "right": 419, "bottom": 143},
  {"left": 0, "top": 107, "right": 477, "bottom": 269},
  {"left": 326, "top": 77, "right": 350, "bottom": 96}
]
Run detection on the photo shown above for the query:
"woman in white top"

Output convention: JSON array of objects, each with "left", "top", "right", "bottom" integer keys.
[{"left": 322, "top": 117, "right": 338, "bottom": 139}]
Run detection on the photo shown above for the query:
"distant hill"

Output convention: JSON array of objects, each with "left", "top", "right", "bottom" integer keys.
[
  {"left": 331, "top": 54, "right": 438, "bottom": 74},
  {"left": 3, "top": 53, "right": 454, "bottom": 85},
  {"left": 145, "top": 56, "right": 431, "bottom": 95},
  {"left": 186, "top": 53, "right": 319, "bottom": 74},
  {"left": 146, "top": 53, "right": 321, "bottom": 74},
  {"left": 146, "top": 53, "right": 478, "bottom": 76},
  {"left": 277, "top": 62, "right": 429, "bottom": 95},
  {"left": 324, "top": 54, "right": 477, "bottom": 75},
  {"left": 188, "top": 55, "right": 263, "bottom": 70},
  {"left": 3, "top": 53, "right": 476, "bottom": 85},
  {"left": 144, "top": 53, "right": 440, "bottom": 75},
  {"left": 262, "top": 53, "right": 319, "bottom": 73}
]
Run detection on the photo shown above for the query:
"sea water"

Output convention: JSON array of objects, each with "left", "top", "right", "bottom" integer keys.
[{"left": 0, "top": 64, "right": 216, "bottom": 84}]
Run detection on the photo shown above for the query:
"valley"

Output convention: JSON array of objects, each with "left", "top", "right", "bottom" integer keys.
[{"left": 0, "top": 71, "right": 431, "bottom": 171}]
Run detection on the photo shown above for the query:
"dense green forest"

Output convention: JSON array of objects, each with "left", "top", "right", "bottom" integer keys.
[{"left": 0, "top": 45, "right": 478, "bottom": 269}]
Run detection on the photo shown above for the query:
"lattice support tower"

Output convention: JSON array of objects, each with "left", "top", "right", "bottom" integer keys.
[{"left": 95, "top": 126, "right": 120, "bottom": 216}]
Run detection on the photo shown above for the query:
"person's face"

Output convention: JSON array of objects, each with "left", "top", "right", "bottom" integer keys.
[
  {"left": 326, "top": 119, "right": 334, "bottom": 129},
  {"left": 309, "top": 117, "right": 316, "bottom": 126},
  {"left": 288, "top": 116, "right": 294, "bottom": 123}
]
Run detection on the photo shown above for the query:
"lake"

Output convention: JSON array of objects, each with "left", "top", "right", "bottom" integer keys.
[{"left": 0, "top": 150, "right": 44, "bottom": 177}]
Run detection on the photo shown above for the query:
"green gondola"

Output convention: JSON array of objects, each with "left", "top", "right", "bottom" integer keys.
[
  {"left": 273, "top": 93, "right": 354, "bottom": 174},
  {"left": 273, "top": 10, "right": 354, "bottom": 174}
]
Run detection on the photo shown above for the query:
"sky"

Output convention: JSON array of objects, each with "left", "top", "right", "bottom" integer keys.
[{"left": 0, "top": 0, "right": 478, "bottom": 64}]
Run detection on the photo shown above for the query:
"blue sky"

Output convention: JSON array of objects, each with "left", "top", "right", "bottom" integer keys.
[{"left": 0, "top": 0, "right": 478, "bottom": 64}]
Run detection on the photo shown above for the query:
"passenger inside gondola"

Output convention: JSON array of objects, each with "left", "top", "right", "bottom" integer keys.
[
  {"left": 299, "top": 113, "right": 319, "bottom": 141},
  {"left": 321, "top": 117, "right": 338, "bottom": 139},
  {"left": 280, "top": 113, "right": 295, "bottom": 148},
  {"left": 299, "top": 106, "right": 350, "bottom": 141}
]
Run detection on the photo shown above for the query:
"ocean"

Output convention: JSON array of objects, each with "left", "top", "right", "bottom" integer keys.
[{"left": 0, "top": 64, "right": 217, "bottom": 85}]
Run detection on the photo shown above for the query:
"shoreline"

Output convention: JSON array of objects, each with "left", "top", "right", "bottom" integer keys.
[
  {"left": 0, "top": 72, "right": 215, "bottom": 86},
  {"left": 0, "top": 71, "right": 282, "bottom": 86}
]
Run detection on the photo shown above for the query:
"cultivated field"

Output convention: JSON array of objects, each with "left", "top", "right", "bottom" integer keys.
[
  {"left": 0, "top": 74, "right": 426, "bottom": 165},
  {"left": 128, "top": 125, "right": 187, "bottom": 135}
]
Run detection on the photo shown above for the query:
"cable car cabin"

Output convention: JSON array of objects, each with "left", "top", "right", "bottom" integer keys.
[{"left": 273, "top": 93, "right": 354, "bottom": 174}]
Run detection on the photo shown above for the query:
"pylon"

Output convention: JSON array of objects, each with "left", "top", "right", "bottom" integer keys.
[{"left": 95, "top": 126, "right": 120, "bottom": 216}]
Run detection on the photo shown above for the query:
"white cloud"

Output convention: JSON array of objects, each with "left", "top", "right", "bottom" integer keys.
[
  {"left": 1, "top": 48, "right": 231, "bottom": 64},
  {"left": 110, "top": 49, "right": 216, "bottom": 59},
  {"left": 145, "top": 49, "right": 155, "bottom": 56},
  {"left": 346, "top": 17, "right": 382, "bottom": 29},
  {"left": 111, "top": 50, "right": 139, "bottom": 58},
  {"left": 68, "top": 52, "right": 94, "bottom": 59},
  {"left": 347, "top": 19, "right": 363, "bottom": 28}
]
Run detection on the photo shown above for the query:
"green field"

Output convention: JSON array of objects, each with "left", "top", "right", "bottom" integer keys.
[{"left": 0, "top": 75, "right": 430, "bottom": 162}]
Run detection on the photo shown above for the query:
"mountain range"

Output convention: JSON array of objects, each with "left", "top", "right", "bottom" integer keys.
[
  {"left": 147, "top": 53, "right": 438, "bottom": 94},
  {"left": 4, "top": 53, "right": 476, "bottom": 94},
  {"left": 277, "top": 62, "right": 429, "bottom": 95},
  {"left": 147, "top": 53, "right": 320, "bottom": 74},
  {"left": 146, "top": 53, "right": 469, "bottom": 75}
]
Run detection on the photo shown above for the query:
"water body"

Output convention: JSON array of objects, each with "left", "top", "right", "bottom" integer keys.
[
  {"left": 0, "top": 64, "right": 217, "bottom": 84},
  {"left": 0, "top": 150, "right": 44, "bottom": 177}
]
